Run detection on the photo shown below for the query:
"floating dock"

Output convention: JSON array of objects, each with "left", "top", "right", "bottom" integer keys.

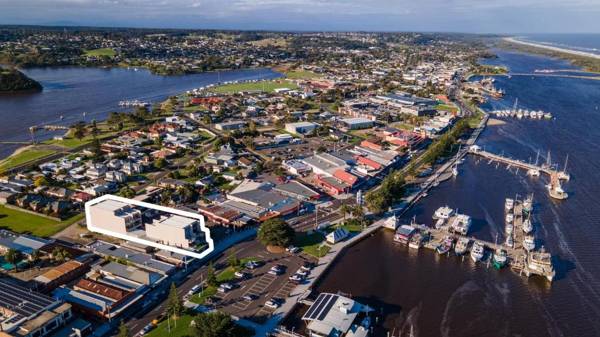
[
  {"left": 469, "top": 148, "right": 567, "bottom": 179},
  {"left": 397, "top": 199, "right": 556, "bottom": 282}
]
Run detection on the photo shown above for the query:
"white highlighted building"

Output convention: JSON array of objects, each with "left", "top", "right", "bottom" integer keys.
[{"left": 85, "top": 195, "right": 213, "bottom": 259}]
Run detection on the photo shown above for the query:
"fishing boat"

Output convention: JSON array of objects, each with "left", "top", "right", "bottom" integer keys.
[
  {"left": 523, "top": 236, "right": 536, "bottom": 251},
  {"left": 527, "top": 247, "right": 555, "bottom": 282},
  {"left": 450, "top": 213, "right": 472, "bottom": 235},
  {"left": 527, "top": 168, "right": 540, "bottom": 177},
  {"left": 436, "top": 236, "right": 454, "bottom": 255},
  {"left": 470, "top": 241, "right": 485, "bottom": 262},
  {"left": 454, "top": 237, "right": 470, "bottom": 256},
  {"left": 433, "top": 206, "right": 454, "bottom": 220},
  {"left": 547, "top": 173, "right": 568, "bottom": 200},
  {"left": 523, "top": 195, "right": 533, "bottom": 214},
  {"left": 434, "top": 218, "right": 445, "bottom": 229},
  {"left": 522, "top": 217, "right": 533, "bottom": 234},
  {"left": 505, "top": 234, "right": 514, "bottom": 248},
  {"left": 408, "top": 233, "right": 424, "bottom": 250},
  {"left": 505, "top": 198, "right": 514, "bottom": 211},
  {"left": 505, "top": 223, "right": 514, "bottom": 236},
  {"left": 394, "top": 225, "right": 416, "bottom": 244},
  {"left": 493, "top": 249, "right": 508, "bottom": 269}
]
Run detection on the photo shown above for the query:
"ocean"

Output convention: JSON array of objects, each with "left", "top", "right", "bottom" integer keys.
[{"left": 521, "top": 33, "right": 600, "bottom": 55}]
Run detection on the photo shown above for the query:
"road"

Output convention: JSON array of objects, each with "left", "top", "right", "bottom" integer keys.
[{"left": 123, "top": 239, "right": 262, "bottom": 335}]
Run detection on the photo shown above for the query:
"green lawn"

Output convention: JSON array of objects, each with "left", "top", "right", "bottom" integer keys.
[
  {"left": 146, "top": 314, "right": 194, "bottom": 337},
  {"left": 435, "top": 104, "right": 459, "bottom": 113},
  {"left": 0, "top": 206, "right": 84, "bottom": 237},
  {"left": 190, "top": 286, "right": 217, "bottom": 305},
  {"left": 285, "top": 70, "right": 322, "bottom": 79},
  {"left": 0, "top": 149, "right": 56, "bottom": 172},
  {"left": 294, "top": 232, "right": 330, "bottom": 258},
  {"left": 84, "top": 48, "right": 117, "bottom": 57},
  {"left": 209, "top": 80, "right": 298, "bottom": 94}
]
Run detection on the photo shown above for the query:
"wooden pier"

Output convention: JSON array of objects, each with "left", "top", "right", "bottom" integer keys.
[
  {"left": 404, "top": 199, "right": 555, "bottom": 282},
  {"left": 468, "top": 148, "right": 565, "bottom": 179}
]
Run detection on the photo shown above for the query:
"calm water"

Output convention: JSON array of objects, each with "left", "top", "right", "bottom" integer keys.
[
  {"left": 521, "top": 33, "right": 600, "bottom": 55},
  {"left": 0, "top": 66, "right": 281, "bottom": 158},
  {"left": 313, "top": 50, "right": 600, "bottom": 337}
]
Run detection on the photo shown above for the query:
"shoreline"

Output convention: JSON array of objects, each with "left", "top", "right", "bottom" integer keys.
[{"left": 504, "top": 37, "right": 600, "bottom": 60}]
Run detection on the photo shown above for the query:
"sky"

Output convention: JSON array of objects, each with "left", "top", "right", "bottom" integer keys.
[{"left": 1, "top": 0, "right": 600, "bottom": 33}]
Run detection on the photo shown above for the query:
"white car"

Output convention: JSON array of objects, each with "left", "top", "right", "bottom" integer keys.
[
  {"left": 265, "top": 298, "right": 282, "bottom": 309},
  {"left": 189, "top": 285, "right": 201, "bottom": 294},
  {"left": 296, "top": 269, "right": 309, "bottom": 277},
  {"left": 289, "top": 274, "right": 304, "bottom": 282},
  {"left": 286, "top": 246, "right": 301, "bottom": 254}
]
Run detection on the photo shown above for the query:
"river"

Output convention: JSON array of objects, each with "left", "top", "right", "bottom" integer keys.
[
  {"left": 0, "top": 66, "right": 281, "bottom": 159},
  {"left": 309, "top": 50, "right": 600, "bottom": 337}
]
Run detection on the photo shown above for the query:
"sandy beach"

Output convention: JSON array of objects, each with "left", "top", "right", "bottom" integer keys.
[{"left": 504, "top": 37, "right": 600, "bottom": 60}]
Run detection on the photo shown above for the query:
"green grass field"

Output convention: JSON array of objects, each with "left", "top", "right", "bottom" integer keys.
[
  {"left": 294, "top": 232, "right": 330, "bottom": 258},
  {"left": 146, "top": 314, "right": 194, "bottom": 337},
  {"left": 210, "top": 80, "right": 298, "bottom": 94},
  {"left": 285, "top": 70, "right": 322, "bottom": 79},
  {"left": 84, "top": 48, "right": 117, "bottom": 57},
  {"left": 0, "top": 206, "right": 83, "bottom": 237},
  {"left": 0, "top": 149, "right": 56, "bottom": 173}
]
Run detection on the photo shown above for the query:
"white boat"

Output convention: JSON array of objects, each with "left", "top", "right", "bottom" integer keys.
[
  {"left": 505, "top": 235, "right": 514, "bottom": 247},
  {"left": 523, "top": 196, "right": 533, "bottom": 213},
  {"left": 505, "top": 223, "right": 514, "bottom": 235},
  {"left": 450, "top": 214, "right": 472, "bottom": 235},
  {"left": 527, "top": 248, "right": 555, "bottom": 282},
  {"left": 470, "top": 242, "right": 485, "bottom": 262},
  {"left": 505, "top": 213, "right": 514, "bottom": 224},
  {"left": 452, "top": 166, "right": 459, "bottom": 177},
  {"left": 434, "top": 218, "right": 446, "bottom": 229},
  {"left": 433, "top": 206, "right": 454, "bottom": 220},
  {"left": 454, "top": 237, "right": 470, "bottom": 255},
  {"left": 527, "top": 169, "right": 540, "bottom": 177},
  {"left": 409, "top": 233, "right": 424, "bottom": 250},
  {"left": 523, "top": 236, "right": 536, "bottom": 251},
  {"left": 547, "top": 182, "right": 568, "bottom": 200},
  {"left": 522, "top": 218, "right": 533, "bottom": 233},
  {"left": 505, "top": 198, "right": 514, "bottom": 211}
]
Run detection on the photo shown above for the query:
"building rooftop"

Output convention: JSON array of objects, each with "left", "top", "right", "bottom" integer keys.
[
  {"left": 302, "top": 293, "right": 366, "bottom": 337},
  {"left": 88, "top": 241, "right": 175, "bottom": 274},
  {"left": 152, "top": 214, "right": 198, "bottom": 229}
]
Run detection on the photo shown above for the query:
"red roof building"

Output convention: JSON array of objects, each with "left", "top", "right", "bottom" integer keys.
[
  {"left": 333, "top": 169, "right": 358, "bottom": 187},
  {"left": 356, "top": 156, "right": 382, "bottom": 170}
]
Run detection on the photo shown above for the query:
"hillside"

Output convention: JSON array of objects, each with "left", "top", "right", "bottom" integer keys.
[{"left": 0, "top": 68, "right": 43, "bottom": 93}]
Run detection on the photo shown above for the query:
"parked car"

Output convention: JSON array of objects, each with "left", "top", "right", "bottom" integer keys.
[
  {"left": 139, "top": 324, "right": 154, "bottom": 336},
  {"left": 286, "top": 246, "right": 301, "bottom": 254},
  {"left": 245, "top": 260, "right": 263, "bottom": 269},
  {"left": 242, "top": 294, "right": 258, "bottom": 301},
  {"left": 189, "top": 285, "right": 201, "bottom": 294},
  {"left": 235, "top": 271, "right": 249, "bottom": 279},
  {"left": 289, "top": 274, "right": 304, "bottom": 283},
  {"left": 265, "top": 298, "right": 283, "bottom": 309},
  {"left": 296, "top": 269, "right": 309, "bottom": 277}
]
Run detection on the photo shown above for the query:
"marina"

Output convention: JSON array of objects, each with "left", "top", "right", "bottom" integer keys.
[{"left": 389, "top": 196, "right": 556, "bottom": 282}]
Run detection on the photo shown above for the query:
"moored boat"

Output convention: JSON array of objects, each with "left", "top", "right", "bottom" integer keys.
[
  {"left": 436, "top": 236, "right": 454, "bottom": 255},
  {"left": 470, "top": 241, "right": 485, "bottom": 262},
  {"left": 523, "top": 236, "right": 536, "bottom": 251},
  {"left": 493, "top": 248, "right": 508, "bottom": 269},
  {"left": 454, "top": 237, "right": 470, "bottom": 255}
]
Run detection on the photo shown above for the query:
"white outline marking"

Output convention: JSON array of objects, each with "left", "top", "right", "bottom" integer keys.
[{"left": 85, "top": 194, "right": 214, "bottom": 259}]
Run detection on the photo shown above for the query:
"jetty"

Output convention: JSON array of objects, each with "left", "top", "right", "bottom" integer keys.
[
  {"left": 468, "top": 147, "right": 567, "bottom": 179},
  {"left": 398, "top": 198, "right": 555, "bottom": 282}
]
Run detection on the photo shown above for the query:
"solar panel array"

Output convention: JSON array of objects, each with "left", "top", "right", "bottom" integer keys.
[
  {"left": 303, "top": 293, "right": 339, "bottom": 321},
  {"left": 0, "top": 279, "right": 57, "bottom": 318}
]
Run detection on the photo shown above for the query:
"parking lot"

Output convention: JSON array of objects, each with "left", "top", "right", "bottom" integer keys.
[{"left": 213, "top": 248, "right": 314, "bottom": 321}]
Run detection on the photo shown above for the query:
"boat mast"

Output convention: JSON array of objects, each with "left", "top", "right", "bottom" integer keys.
[{"left": 563, "top": 154, "right": 569, "bottom": 172}]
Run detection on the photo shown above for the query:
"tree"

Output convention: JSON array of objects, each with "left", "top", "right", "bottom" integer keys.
[
  {"left": 257, "top": 218, "right": 295, "bottom": 248},
  {"left": 4, "top": 248, "right": 22, "bottom": 271},
  {"left": 340, "top": 203, "right": 352, "bottom": 222},
  {"left": 166, "top": 282, "right": 183, "bottom": 319},
  {"left": 206, "top": 263, "right": 218, "bottom": 287},
  {"left": 227, "top": 254, "right": 239, "bottom": 269},
  {"left": 352, "top": 205, "right": 366, "bottom": 228},
  {"left": 119, "top": 186, "right": 136, "bottom": 198},
  {"left": 30, "top": 249, "right": 42, "bottom": 264},
  {"left": 52, "top": 247, "right": 70, "bottom": 263},
  {"left": 72, "top": 122, "right": 86, "bottom": 140},
  {"left": 154, "top": 158, "right": 168, "bottom": 169},
  {"left": 190, "top": 312, "right": 252, "bottom": 337},
  {"left": 34, "top": 176, "right": 49, "bottom": 187},
  {"left": 117, "top": 321, "right": 129, "bottom": 337}
]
